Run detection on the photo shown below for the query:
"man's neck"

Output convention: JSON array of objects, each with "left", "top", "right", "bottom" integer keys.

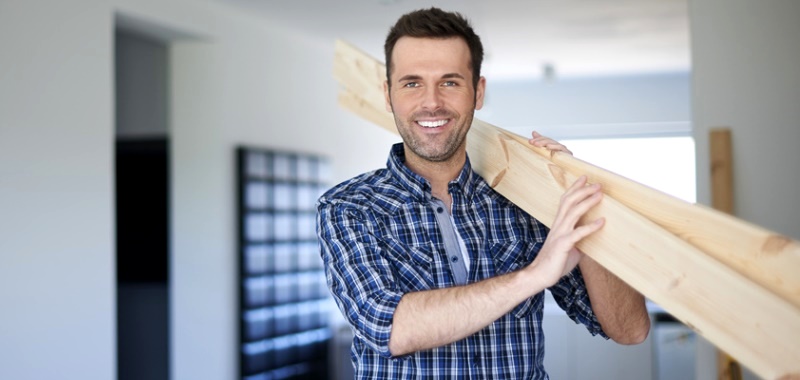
[{"left": 403, "top": 148, "right": 466, "bottom": 210}]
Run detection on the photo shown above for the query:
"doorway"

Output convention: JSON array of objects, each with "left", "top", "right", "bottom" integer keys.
[{"left": 115, "top": 28, "right": 170, "bottom": 380}]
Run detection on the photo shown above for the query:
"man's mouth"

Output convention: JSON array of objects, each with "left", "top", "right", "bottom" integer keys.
[{"left": 417, "top": 119, "right": 449, "bottom": 128}]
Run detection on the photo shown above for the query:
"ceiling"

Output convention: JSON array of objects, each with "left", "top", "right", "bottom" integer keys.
[{"left": 216, "top": 0, "right": 690, "bottom": 80}]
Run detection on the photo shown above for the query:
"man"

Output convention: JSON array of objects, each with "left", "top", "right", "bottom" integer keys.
[{"left": 317, "top": 7, "right": 650, "bottom": 379}]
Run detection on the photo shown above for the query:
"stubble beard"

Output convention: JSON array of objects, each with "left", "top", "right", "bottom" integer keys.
[{"left": 394, "top": 109, "right": 473, "bottom": 163}]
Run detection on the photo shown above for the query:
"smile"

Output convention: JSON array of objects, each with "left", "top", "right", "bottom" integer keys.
[{"left": 417, "top": 119, "right": 449, "bottom": 128}]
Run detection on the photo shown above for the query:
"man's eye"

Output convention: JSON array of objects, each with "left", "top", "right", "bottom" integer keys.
[
  {"left": 443, "top": 81, "right": 457, "bottom": 87},
  {"left": 403, "top": 82, "right": 420, "bottom": 88}
]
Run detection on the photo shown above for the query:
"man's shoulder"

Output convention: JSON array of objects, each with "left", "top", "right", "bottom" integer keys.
[{"left": 318, "top": 168, "right": 398, "bottom": 210}]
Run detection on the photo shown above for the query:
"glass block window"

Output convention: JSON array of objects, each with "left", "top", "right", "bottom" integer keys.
[{"left": 238, "top": 147, "right": 333, "bottom": 380}]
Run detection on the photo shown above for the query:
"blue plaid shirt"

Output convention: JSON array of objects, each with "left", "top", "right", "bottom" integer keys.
[{"left": 317, "top": 143, "right": 606, "bottom": 379}]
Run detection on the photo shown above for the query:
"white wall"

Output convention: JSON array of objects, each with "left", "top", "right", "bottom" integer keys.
[
  {"left": 0, "top": 1, "right": 115, "bottom": 379},
  {"left": 689, "top": 0, "right": 800, "bottom": 379},
  {"left": 691, "top": 0, "right": 800, "bottom": 239},
  {"left": 481, "top": 72, "right": 691, "bottom": 129}
]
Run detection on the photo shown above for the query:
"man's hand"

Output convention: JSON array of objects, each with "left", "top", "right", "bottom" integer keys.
[
  {"left": 524, "top": 132, "right": 602, "bottom": 287},
  {"left": 525, "top": 175, "right": 605, "bottom": 288},
  {"left": 528, "top": 131, "right": 573, "bottom": 155}
]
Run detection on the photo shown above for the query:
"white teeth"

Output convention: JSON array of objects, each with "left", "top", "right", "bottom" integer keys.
[{"left": 418, "top": 119, "right": 448, "bottom": 128}]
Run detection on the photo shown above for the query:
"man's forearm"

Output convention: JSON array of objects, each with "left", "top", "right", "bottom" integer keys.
[
  {"left": 579, "top": 256, "right": 650, "bottom": 344},
  {"left": 388, "top": 268, "right": 543, "bottom": 356}
]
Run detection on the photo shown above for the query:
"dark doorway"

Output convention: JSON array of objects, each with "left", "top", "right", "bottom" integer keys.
[{"left": 115, "top": 29, "right": 170, "bottom": 380}]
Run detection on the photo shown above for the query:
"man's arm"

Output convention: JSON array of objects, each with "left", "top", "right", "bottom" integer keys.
[
  {"left": 529, "top": 130, "right": 650, "bottom": 344},
  {"left": 579, "top": 257, "right": 650, "bottom": 344},
  {"left": 389, "top": 175, "right": 607, "bottom": 356},
  {"left": 389, "top": 266, "right": 539, "bottom": 355}
]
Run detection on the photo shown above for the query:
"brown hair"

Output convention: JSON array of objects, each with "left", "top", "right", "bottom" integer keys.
[{"left": 384, "top": 7, "right": 484, "bottom": 90}]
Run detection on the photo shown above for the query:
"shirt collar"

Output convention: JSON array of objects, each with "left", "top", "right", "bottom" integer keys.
[{"left": 386, "top": 143, "right": 480, "bottom": 202}]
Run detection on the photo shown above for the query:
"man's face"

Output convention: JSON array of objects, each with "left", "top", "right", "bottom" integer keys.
[{"left": 384, "top": 37, "right": 485, "bottom": 163}]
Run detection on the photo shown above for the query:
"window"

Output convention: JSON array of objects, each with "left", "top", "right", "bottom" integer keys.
[
  {"left": 237, "top": 148, "right": 333, "bottom": 380},
  {"left": 561, "top": 136, "right": 696, "bottom": 203},
  {"left": 507, "top": 122, "right": 696, "bottom": 203}
]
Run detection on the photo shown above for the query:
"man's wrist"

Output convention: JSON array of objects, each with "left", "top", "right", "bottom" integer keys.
[{"left": 516, "top": 262, "right": 549, "bottom": 297}]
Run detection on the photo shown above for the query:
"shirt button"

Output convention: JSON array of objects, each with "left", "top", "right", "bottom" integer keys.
[
  {"left": 451, "top": 256, "right": 458, "bottom": 262},
  {"left": 436, "top": 207, "right": 444, "bottom": 213}
]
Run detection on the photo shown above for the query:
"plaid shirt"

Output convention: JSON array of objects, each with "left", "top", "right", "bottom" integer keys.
[{"left": 317, "top": 143, "right": 606, "bottom": 379}]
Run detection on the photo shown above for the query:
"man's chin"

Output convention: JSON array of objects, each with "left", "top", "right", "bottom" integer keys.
[{"left": 412, "top": 147, "right": 459, "bottom": 163}]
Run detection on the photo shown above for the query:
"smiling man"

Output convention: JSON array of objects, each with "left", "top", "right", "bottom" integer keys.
[{"left": 317, "top": 7, "right": 650, "bottom": 379}]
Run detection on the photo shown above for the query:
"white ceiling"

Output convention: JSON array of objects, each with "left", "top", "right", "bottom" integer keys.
[{"left": 216, "top": 0, "right": 690, "bottom": 80}]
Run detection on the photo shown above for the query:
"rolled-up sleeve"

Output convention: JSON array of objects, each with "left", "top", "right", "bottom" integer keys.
[
  {"left": 317, "top": 199, "right": 403, "bottom": 358},
  {"left": 549, "top": 266, "right": 609, "bottom": 339}
]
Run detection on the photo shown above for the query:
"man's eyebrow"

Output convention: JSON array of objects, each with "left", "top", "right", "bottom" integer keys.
[
  {"left": 396, "top": 73, "right": 466, "bottom": 82},
  {"left": 442, "top": 73, "right": 466, "bottom": 80},
  {"left": 397, "top": 74, "right": 423, "bottom": 82}
]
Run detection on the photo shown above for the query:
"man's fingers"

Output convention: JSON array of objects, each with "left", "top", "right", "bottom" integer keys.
[
  {"left": 552, "top": 176, "right": 588, "bottom": 225},
  {"left": 552, "top": 178, "right": 603, "bottom": 234},
  {"left": 547, "top": 143, "right": 572, "bottom": 155},
  {"left": 561, "top": 189, "right": 603, "bottom": 231},
  {"left": 564, "top": 175, "right": 589, "bottom": 193},
  {"left": 568, "top": 217, "right": 606, "bottom": 245},
  {"left": 529, "top": 131, "right": 573, "bottom": 155},
  {"left": 529, "top": 131, "right": 554, "bottom": 147},
  {"left": 560, "top": 179, "right": 601, "bottom": 212}
]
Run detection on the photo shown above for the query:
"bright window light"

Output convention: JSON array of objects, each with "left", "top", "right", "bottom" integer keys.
[{"left": 560, "top": 137, "right": 696, "bottom": 203}]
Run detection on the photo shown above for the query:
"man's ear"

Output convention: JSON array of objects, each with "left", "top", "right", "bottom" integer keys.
[
  {"left": 383, "top": 81, "right": 392, "bottom": 112},
  {"left": 474, "top": 76, "right": 487, "bottom": 110}
]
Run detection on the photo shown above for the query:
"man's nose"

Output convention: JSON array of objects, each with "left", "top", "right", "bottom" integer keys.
[{"left": 421, "top": 86, "right": 443, "bottom": 111}]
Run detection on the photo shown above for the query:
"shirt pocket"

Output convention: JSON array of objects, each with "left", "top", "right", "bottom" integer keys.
[
  {"left": 383, "top": 238, "right": 435, "bottom": 292},
  {"left": 489, "top": 240, "right": 542, "bottom": 319},
  {"left": 489, "top": 240, "right": 538, "bottom": 275}
]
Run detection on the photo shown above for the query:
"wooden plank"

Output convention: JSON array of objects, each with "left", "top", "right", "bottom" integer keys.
[
  {"left": 333, "top": 39, "right": 387, "bottom": 121},
  {"left": 333, "top": 39, "right": 800, "bottom": 379},
  {"left": 710, "top": 128, "right": 735, "bottom": 214},
  {"left": 334, "top": 40, "right": 800, "bottom": 312},
  {"left": 709, "top": 128, "right": 742, "bottom": 380},
  {"left": 337, "top": 90, "right": 395, "bottom": 135},
  {"left": 500, "top": 130, "right": 800, "bottom": 311},
  {"left": 467, "top": 120, "right": 800, "bottom": 380}
]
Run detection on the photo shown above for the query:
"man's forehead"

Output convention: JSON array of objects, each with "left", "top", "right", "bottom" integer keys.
[
  {"left": 392, "top": 36, "right": 469, "bottom": 56},
  {"left": 390, "top": 37, "right": 472, "bottom": 78}
]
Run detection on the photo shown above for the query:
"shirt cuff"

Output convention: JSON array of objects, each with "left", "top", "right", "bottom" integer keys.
[{"left": 356, "top": 289, "right": 405, "bottom": 358}]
